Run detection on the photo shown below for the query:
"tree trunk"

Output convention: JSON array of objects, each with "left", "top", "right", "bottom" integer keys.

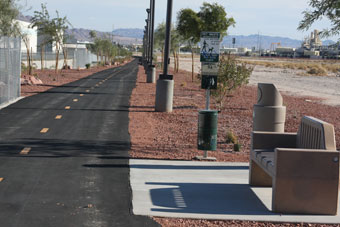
[
  {"left": 26, "top": 48, "right": 32, "bottom": 75},
  {"left": 63, "top": 46, "right": 68, "bottom": 69},
  {"left": 55, "top": 43, "right": 59, "bottom": 74},
  {"left": 30, "top": 47, "right": 34, "bottom": 75},
  {"left": 191, "top": 48, "right": 195, "bottom": 82},
  {"left": 176, "top": 51, "right": 180, "bottom": 73},
  {"left": 161, "top": 48, "right": 164, "bottom": 71},
  {"left": 173, "top": 50, "right": 177, "bottom": 73},
  {"left": 41, "top": 45, "right": 44, "bottom": 71}
]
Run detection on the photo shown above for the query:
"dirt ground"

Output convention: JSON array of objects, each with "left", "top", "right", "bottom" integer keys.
[
  {"left": 129, "top": 65, "right": 340, "bottom": 227},
  {"left": 170, "top": 56, "right": 340, "bottom": 106},
  {"left": 20, "top": 66, "right": 118, "bottom": 97}
]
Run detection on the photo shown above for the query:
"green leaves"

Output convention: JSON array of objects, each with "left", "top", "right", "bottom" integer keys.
[
  {"left": 211, "top": 55, "right": 253, "bottom": 109},
  {"left": 177, "top": 8, "right": 201, "bottom": 43},
  {"left": 0, "top": 0, "right": 20, "bottom": 36},
  {"left": 298, "top": 0, "right": 340, "bottom": 38},
  {"left": 177, "top": 2, "right": 235, "bottom": 43},
  {"left": 198, "top": 2, "right": 235, "bottom": 38}
]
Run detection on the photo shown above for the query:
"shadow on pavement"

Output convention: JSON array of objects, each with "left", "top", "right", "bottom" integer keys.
[
  {"left": 146, "top": 182, "right": 272, "bottom": 215},
  {"left": 0, "top": 138, "right": 130, "bottom": 157}
]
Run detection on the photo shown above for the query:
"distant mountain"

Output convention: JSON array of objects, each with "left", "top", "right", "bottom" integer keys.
[
  {"left": 65, "top": 28, "right": 142, "bottom": 45},
  {"left": 113, "top": 28, "right": 144, "bottom": 40}
]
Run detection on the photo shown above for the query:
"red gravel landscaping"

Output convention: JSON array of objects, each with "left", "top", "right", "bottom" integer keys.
[{"left": 129, "top": 65, "right": 340, "bottom": 227}]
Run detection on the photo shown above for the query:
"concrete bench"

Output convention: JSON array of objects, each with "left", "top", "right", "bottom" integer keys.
[{"left": 249, "top": 116, "right": 339, "bottom": 215}]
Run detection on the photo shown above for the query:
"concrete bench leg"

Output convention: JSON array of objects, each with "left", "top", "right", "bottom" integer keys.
[
  {"left": 249, "top": 160, "right": 272, "bottom": 187},
  {"left": 272, "top": 149, "right": 340, "bottom": 215}
]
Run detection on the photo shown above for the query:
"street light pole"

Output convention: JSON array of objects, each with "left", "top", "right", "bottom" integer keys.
[
  {"left": 150, "top": 0, "right": 155, "bottom": 66},
  {"left": 144, "top": 20, "right": 149, "bottom": 70},
  {"left": 155, "top": 0, "right": 174, "bottom": 112},
  {"left": 146, "top": 0, "right": 156, "bottom": 83},
  {"left": 162, "top": 0, "right": 173, "bottom": 79},
  {"left": 146, "top": 9, "right": 151, "bottom": 65}
]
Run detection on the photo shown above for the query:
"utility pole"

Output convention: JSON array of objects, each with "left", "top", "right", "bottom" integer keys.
[{"left": 155, "top": 0, "right": 174, "bottom": 112}]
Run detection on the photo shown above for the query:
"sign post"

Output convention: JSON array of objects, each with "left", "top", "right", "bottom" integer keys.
[{"left": 196, "top": 32, "right": 221, "bottom": 161}]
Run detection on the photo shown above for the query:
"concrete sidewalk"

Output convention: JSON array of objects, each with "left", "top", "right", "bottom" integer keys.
[{"left": 130, "top": 159, "right": 340, "bottom": 224}]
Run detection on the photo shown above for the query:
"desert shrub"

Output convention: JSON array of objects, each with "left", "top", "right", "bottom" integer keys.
[
  {"left": 180, "top": 82, "right": 187, "bottom": 87},
  {"left": 226, "top": 131, "right": 237, "bottom": 144},
  {"left": 212, "top": 55, "right": 253, "bottom": 109},
  {"left": 307, "top": 65, "right": 327, "bottom": 76},
  {"left": 85, "top": 63, "right": 91, "bottom": 69},
  {"left": 233, "top": 143, "right": 242, "bottom": 152}
]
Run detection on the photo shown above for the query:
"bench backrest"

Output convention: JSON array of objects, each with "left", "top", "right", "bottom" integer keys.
[{"left": 297, "top": 116, "right": 336, "bottom": 150}]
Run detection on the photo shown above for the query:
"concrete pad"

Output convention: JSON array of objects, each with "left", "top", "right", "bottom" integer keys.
[{"left": 130, "top": 159, "right": 340, "bottom": 224}]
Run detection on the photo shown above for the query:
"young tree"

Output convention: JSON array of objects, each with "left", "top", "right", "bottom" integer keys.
[
  {"left": 154, "top": 22, "right": 166, "bottom": 70},
  {"left": 170, "top": 28, "right": 182, "bottom": 73},
  {"left": 89, "top": 30, "right": 97, "bottom": 40},
  {"left": 177, "top": 9, "right": 201, "bottom": 81},
  {"left": 298, "top": 0, "right": 340, "bottom": 37},
  {"left": 198, "top": 2, "right": 235, "bottom": 38},
  {"left": 0, "top": 0, "right": 20, "bottom": 36},
  {"left": 177, "top": 3, "right": 235, "bottom": 81},
  {"left": 211, "top": 55, "right": 253, "bottom": 110},
  {"left": 31, "top": 4, "right": 71, "bottom": 73},
  {"left": 20, "top": 31, "right": 33, "bottom": 75}
]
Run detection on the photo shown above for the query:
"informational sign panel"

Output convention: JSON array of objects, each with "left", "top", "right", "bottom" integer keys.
[
  {"left": 200, "top": 32, "right": 220, "bottom": 63},
  {"left": 201, "top": 75, "right": 217, "bottom": 90},
  {"left": 201, "top": 62, "right": 219, "bottom": 76}
]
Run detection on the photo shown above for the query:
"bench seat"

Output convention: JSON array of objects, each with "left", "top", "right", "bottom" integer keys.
[{"left": 249, "top": 116, "right": 339, "bottom": 215}]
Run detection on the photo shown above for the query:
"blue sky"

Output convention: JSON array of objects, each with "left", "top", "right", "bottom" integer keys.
[{"left": 19, "top": 0, "right": 336, "bottom": 40}]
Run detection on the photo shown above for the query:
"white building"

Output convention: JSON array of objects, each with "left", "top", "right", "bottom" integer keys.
[{"left": 16, "top": 20, "right": 38, "bottom": 53}]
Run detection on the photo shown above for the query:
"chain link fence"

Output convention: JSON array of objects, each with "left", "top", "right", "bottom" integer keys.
[
  {"left": 72, "top": 49, "right": 97, "bottom": 69},
  {"left": 0, "top": 37, "right": 21, "bottom": 106},
  {"left": 22, "top": 49, "right": 97, "bottom": 69}
]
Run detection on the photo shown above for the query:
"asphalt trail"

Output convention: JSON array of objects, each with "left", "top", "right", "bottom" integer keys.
[{"left": 0, "top": 60, "right": 159, "bottom": 227}]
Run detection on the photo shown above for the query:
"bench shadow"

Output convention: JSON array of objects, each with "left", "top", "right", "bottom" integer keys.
[{"left": 146, "top": 182, "right": 272, "bottom": 215}]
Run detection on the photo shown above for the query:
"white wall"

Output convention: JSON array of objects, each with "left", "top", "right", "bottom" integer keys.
[{"left": 16, "top": 20, "right": 38, "bottom": 53}]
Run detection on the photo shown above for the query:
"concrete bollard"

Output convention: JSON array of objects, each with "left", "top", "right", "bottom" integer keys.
[
  {"left": 147, "top": 65, "right": 156, "bottom": 83},
  {"left": 253, "top": 83, "right": 286, "bottom": 132},
  {"left": 155, "top": 79, "right": 174, "bottom": 112}
]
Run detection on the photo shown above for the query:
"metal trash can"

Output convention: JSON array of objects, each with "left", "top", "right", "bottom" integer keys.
[{"left": 198, "top": 110, "right": 218, "bottom": 151}]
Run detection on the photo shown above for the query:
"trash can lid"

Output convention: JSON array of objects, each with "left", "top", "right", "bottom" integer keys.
[{"left": 199, "top": 110, "right": 218, "bottom": 114}]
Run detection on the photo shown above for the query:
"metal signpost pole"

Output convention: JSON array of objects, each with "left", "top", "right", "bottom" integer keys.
[
  {"left": 155, "top": 0, "right": 174, "bottom": 112},
  {"left": 196, "top": 32, "right": 221, "bottom": 161},
  {"left": 205, "top": 89, "right": 210, "bottom": 110}
]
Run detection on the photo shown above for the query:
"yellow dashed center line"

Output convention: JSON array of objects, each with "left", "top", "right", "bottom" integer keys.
[
  {"left": 65, "top": 106, "right": 71, "bottom": 110},
  {"left": 73, "top": 99, "right": 78, "bottom": 102},
  {"left": 40, "top": 128, "right": 49, "bottom": 133},
  {"left": 86, "top": 90, "right": 90, "bottom": 92},
  {"left": 20, "top": 147, "right": 31, "bottom": 155},
  {"left": 55, "top": 115, "right": 62, "bottom": 119},
  {"left": 0, "top": 178, "right": 4, "bottom": 182},
  {"left": 80, "top": 94, "right": 84, "bottom": 97}
]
